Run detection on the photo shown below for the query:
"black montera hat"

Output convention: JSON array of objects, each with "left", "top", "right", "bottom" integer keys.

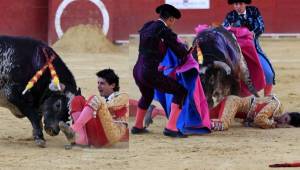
[
  {"left": 228, "top": 0, "right": 251, "bottom": 4},
  {"left": 156, "top": 4, "right": 181, "bottom": 19}
]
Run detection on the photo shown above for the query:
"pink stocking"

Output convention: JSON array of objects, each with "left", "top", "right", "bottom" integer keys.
[
  {"left": 71, "top": 106, "right": 94, "bottom": 145},
  {"left": 166, "top": 103, "right": 181, "bottom": 131}
]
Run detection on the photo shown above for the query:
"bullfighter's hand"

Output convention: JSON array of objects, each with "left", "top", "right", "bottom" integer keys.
[{"left": 211, "top": 119, "right": 225, "bottom": 131}]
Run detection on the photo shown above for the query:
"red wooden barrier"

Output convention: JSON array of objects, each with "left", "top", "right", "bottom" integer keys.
[
  {"left": 0, "top": 0, "right": 299, "bottom": 43},
  {"left": 0, "top": 0, "right": 48, "bottom": 41}
]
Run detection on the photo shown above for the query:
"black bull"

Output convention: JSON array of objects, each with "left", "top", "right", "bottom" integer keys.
[
  {"left": 0, "top": 36, "right": 77, "bottom": 147},
  {"left": 192, "top": 26, "right": 258, "bottom": 108}
]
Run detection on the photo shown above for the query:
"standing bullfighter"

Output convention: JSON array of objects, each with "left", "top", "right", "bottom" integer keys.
[
  {"left": 223, "top": 0, "right": 275, "bottom": 96},
  {"left": 131, "top": 4, "right": 189, "bottom": 138}
]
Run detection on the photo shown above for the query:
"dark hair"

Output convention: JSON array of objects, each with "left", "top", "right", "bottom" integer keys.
[
  {"left": 156, "top": 4, "right": 181, "bottom": 19},
  {"left": 228, "top": 0, "right": 251, "bottom": 4},
  {"left": 289, "top": 112, "right": 300, "bottom": 127},
  {"left": 96, "top": 68, "right": 120, "bottom": 92},
  {"left": 160, "top": 11, "right": 172, "bottom": 20}
]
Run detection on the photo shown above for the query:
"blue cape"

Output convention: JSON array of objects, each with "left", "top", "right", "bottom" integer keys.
[{"left": 155, "top": 49, "right": 211, "bottom": 135}]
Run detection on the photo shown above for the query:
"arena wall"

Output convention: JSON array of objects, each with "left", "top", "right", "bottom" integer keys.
[
  {"left": 0, "top": 0, "right": 299, "bottom": 43},
  {"left": 0, "top": 0, "right": 48, "bottom": 41}
]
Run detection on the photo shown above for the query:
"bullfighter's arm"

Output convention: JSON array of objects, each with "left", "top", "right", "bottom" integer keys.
[
  {"left": 248, "top": 7, "right": 265, "bottom": 37},
  {"left": 87, "top": 96, "right": 127, "bottom": 145},
  {"left": 222, "top": 12, "right": 233, "bottom": 27},
  {"left": 211, "top": 96, "right": 246, "bottom": 131},
  {"left": 160, "top": 27, "right": 188, "bottom": 59}
]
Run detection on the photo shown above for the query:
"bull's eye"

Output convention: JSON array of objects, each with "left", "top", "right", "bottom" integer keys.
[
  {"left": 209, "top": 76, "right": 215, "bottom": 85},
  {"left": 53, "top": 100, "right": 62, "bottom": 111}
]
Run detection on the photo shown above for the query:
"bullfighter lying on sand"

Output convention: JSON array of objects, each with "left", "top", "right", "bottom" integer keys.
[{"left": 210, "top": 95, "right": 300, "bottom": 131}]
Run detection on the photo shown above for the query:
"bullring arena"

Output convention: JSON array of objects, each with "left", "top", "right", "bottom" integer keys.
[
  {"left": 1, "top": 0, "right": 300, "bottom": 169},
  {"left": 0, "top": 26, "right": 300, "bottom": 170}
]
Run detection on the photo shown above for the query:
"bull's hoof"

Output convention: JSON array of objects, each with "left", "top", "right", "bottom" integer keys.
[{"left": 35, "top": 139, "right": 46, "bottom": 148}]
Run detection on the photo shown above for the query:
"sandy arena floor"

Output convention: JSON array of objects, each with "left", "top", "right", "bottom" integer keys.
[{"left": 0, "top": 37, "right": 300, "bottom": 169}]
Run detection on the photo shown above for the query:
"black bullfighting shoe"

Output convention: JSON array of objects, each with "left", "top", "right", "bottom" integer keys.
[
  {"left": 163, "top": 128, "right": 188, "bottom": 138},
  {"left": 131, "top": 126, "right": 149, "bottom": 134},
  {"left": 59, "top": 121, "right": 75, "bottom": 144}
]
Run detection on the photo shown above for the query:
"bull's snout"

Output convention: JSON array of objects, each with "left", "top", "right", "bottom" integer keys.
[
  {"left": 44, "top": 126, "right": 60, "bottom": 136},
  {"left": 212, "top": 91, "right": 220, "bottom": 98},
  {"left": 212, "top": 90, "right": 224, "bottom": 107}
]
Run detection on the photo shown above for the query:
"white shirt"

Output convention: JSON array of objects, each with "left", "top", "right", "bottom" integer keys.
[
  {"left": 106, "top": 91, "right": 120, "bottom": 102},
  {"left": 238, "top": 10, "right": 247, "bottom": 19},
  {"left": 158, "top": 18, "right": 167, "bottom": 27}
]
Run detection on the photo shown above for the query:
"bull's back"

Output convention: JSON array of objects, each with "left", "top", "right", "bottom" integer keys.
[
  {"left": 0, "top": 36, "right": 45, "bottom": 117},
  {"left": 0, "top": 36, "right": 47, "bottom": 80},
  {"left": 0, "top": 36, "right": 46, "bottom": 62},
  {"left": 197, "top": 27, "right": 242, "bottom": 73},
  {"left": 1, "top": 35, "right": 76, "bottom": 91}
]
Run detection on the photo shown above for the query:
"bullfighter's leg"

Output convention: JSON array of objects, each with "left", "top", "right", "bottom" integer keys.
[
  {"left": 68, "top": 95, "right": 88, "bottom": 145},
  {"left": 7, "top": 85, "right": 45, "bottom": 147},
  {"left": 153, "top": 72, "right": 187, "bottom": 107},
  {"left": 131, "top": 82, "right": 154, "bottom": 134},
  {"left": 69, "top": 111, "right": 89, "bottom": 145},
  {"left": 59, "top": 106, "right": 93, "bottom": 144},
  {"left": 60, "top": 98, "right": 127, "bottom": 146},
  {"left": 253, "top": 97, "right": 282, "bottom": 129},
  {"left": 152, "top": 72, "right": 187, "bottom": 137},
  {"left": 258, "top": 54, "right": 274, "bottom": 96},
  {"left": 95, "top": 99, "right": 127, "bottom": 146},
  {"left": 60, "top": 95, "right": 102, "bottom": 144}
]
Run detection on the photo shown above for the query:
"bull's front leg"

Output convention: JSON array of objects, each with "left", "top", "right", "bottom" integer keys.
[
  {"left": 23, "top": 108, "right": 45, "bottom": 147},
  {"left": 10, "top": 102, "right": 45, "bottom": 148},
  {"left": 7, "top": 85, "right": 46, "bottom": 147}
]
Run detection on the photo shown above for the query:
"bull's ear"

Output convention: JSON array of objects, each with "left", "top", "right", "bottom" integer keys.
[
  {"left": 199, "top": 66, "right": 207, "bottom": 75},
  {"left": 32, "top": 47, "right": 47, "bottom": 70},
  {"left": 75, "top": 88, "right": 82, "bottom": 96},
  {"left": 60, "top": 83, "right": 66, "bottom": 91}
]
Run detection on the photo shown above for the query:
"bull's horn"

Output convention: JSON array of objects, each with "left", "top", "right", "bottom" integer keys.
[
  {"left": 213, "top": 61, "right": 231, "bottom": 75},
  {"left": 199, "top": 66, "right": 208, "bottom": 74}
]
